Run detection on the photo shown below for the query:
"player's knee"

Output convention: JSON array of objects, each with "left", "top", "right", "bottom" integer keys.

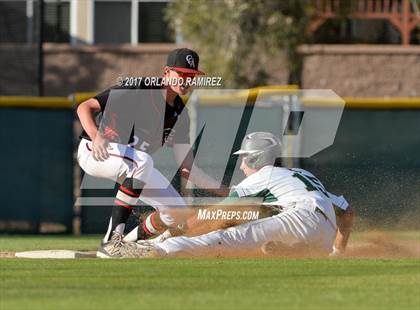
[{"left": 133, "top": 152, "right": 154, "bottom": 181}]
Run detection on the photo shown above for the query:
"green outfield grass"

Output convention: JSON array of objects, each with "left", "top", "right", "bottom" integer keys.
[
  {"left": 1, "top": 235, "right": 419, "bottom": 310},
  {"left": 0, "top": 235, "right": 99, "bottom": 252}
]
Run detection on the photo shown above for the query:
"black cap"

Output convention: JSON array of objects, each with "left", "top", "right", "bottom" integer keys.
[{"left": 166, "top": 48, "right": 205, "bottom": 75}]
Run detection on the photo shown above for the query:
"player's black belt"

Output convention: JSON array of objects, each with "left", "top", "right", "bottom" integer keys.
[
  {"left": 315, "top": 207, "right": 328, "bottom": 221},
  {"left": 274, "top": 205, "right": 329, "bottom": 222}
]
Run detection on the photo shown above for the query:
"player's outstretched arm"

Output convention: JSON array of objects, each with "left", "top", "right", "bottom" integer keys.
[
  {"left": 172, "top": 144, "right": 229, "bottom": 197},
  {"left": 333, "top": 206, "right": 355, "bottom": 255},
  {"left": 77, "top": 98, "right": 110, "bottom": 161}
]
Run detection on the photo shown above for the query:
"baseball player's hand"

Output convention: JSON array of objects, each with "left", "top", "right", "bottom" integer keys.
[
  {"left": 92, "top": 133, "right": 111, "bottom": 161},
  {"left": 329, "top": 245, "right": 344, "bottom": 258}
]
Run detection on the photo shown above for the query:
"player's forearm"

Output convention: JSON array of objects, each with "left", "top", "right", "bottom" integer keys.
[
  {"left": 188, "top": 166, "right": 218, "bottom": 188},
  {"left": 186, "top": 165, "right": 229, "bottom": 197},
  {"left": 334, "top": 207, "right": 355, "bottom": 251},
  {"left": 334, "top": 228, "right": 350, "bottom": 252},
  {"left": 77, "top": 99, "right": 100, "bottom": 140},
  {"left": 173, "top": 144, "right": 229, "bottom": 196}
]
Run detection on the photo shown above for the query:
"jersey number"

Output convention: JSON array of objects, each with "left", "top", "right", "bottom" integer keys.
[
  {"left": 291, "top": 170, "right": 329, "bottom": 198},
  {"left": 129, "top": 135, "right": 150, "bottom": 151}
]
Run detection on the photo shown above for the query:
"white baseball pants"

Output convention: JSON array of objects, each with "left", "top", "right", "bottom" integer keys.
[
  {"left": 77, "top": 138, "right": 186, "bottom": 226},
  {"left": 155, "top": 201, "right": 336, "bottom": 256}
]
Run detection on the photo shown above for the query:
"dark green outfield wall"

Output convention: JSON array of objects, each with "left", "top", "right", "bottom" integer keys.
[
  {"left": 1, "top": 104, "right": 418, "bottom": 233},
  {"left": 0, "top": 107, "right": 74, "bottom": 233},
  {"left": 78, "top": 103, "right": 420, "bottom": 233},
  {"left": 302, "top": 109, "right": 420, "bottom": 228}
]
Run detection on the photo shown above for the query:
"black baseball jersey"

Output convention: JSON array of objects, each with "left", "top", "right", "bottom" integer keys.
[{"left": 79, "top": 78, "right": 190, "bottom": 154}]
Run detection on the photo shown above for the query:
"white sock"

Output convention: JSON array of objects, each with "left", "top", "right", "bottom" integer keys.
[
  {"left": 114, "top": 223, "right": 125, "bottom": 235},
  {"left": 102, "top": 218, "right": 112, "bottom": 243},
  {"left": 123, "top": 226, "right": 139, "bottom": 242}
]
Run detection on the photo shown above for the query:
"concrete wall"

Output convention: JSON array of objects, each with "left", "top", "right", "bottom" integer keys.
[
  {"left": 44, "top": 43, "right": 176, "bottom": 95},
  {"left": 0, "top": 43, "right": 419, "bottom": 97},
  {"left": 0, "top": 44, "right": 38, "bottom": 96},
  {"left": 43, "top": 44, "right": 289, "bottom": 95},
  {"left": 300, "top": 45, "right": 420, "bottom": 97},
  {"left": 0, "top": 43, "right": 177, "bottom": 96}
]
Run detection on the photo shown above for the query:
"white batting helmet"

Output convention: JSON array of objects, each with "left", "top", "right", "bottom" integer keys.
[{"left": 233, "top": 132, "right": 282, "bottom": 169}]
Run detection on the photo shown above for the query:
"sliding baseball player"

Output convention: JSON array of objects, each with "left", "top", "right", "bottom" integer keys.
[{"left": 120, "top": 132, "right": 354, "bottom": 258}]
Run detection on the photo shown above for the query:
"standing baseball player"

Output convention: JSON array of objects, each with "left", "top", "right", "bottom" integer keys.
[
  {"left": 77, "top": 48, "right": 227, "bottom": 258},
  {"left": 120, "top": 132, "right": 354, "bottom": 258}
]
